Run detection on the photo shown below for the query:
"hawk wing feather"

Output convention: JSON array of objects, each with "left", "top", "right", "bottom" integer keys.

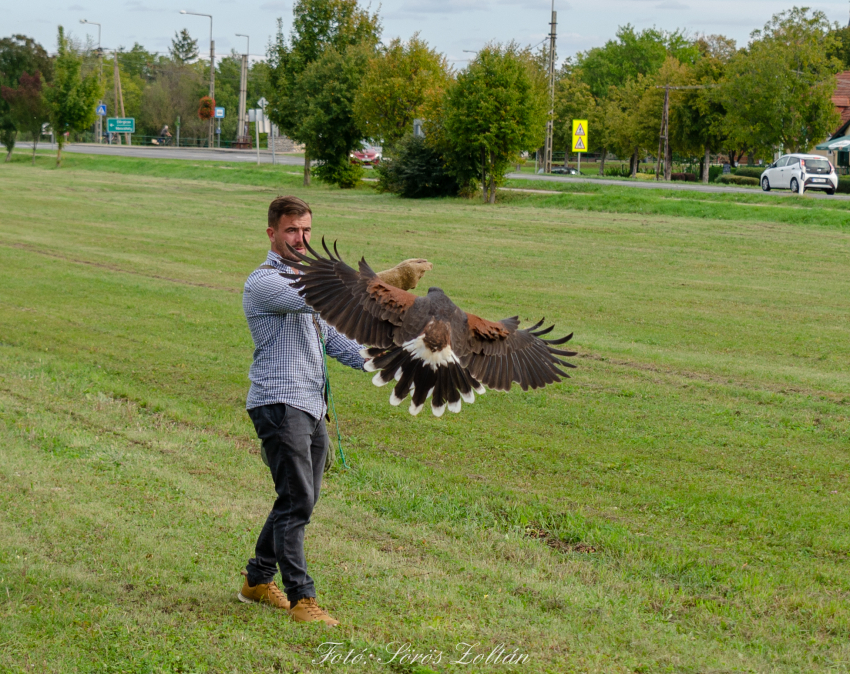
[
  {"left": 280, "top": 238, "right": 415, "bottom": 348},
  {"left": 462, "top": 312, "right": 577, "bottom": 392}
]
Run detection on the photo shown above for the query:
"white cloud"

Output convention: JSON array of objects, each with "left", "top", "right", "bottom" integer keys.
[{"left": 655, "top": 0, "right": 688, "bottom": 8}]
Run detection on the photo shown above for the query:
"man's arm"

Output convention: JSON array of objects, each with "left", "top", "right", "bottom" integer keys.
[
  {"left": 324, "top": 324, "right": 365, "bottom": 371},
  {"left": 250, "top": 271, "right": 315, "bottom": 315}
]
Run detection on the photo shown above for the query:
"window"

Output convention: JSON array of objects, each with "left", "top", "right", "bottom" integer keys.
[{"left": 776, "top": 156, "right": 790, "bottom": 167}]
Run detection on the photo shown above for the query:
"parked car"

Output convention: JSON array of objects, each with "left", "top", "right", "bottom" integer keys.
[
  {"left": 760, "top": 154, "right": 838, "bottom": 195},
  {"left": 350, "top": 146, "right": 382, "bottom": 166},
  {"left": 551, "top": 166, "right": 579, "bottom": 175}
]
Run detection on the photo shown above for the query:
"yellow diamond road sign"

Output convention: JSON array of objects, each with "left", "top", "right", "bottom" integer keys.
[{"left": 572, "top": 119, "right": 588, "bottom": 152}]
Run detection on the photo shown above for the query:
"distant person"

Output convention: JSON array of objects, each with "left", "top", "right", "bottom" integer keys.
[{"left": 156, "top": 125, "right": 172, "bottom": 146}]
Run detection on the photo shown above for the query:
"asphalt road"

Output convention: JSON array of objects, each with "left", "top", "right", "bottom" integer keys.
[
  {"left": 505, "top": 171, "right": 849, "bottom": 200},
  {"left": 22, "top": 143, "right": 847, "bottom": 200},
  {"left": 23, "top": 142, "right": 305, "bottom": 166}
]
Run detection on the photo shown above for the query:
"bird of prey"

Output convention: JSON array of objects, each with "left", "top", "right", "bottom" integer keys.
[{"left": 282, "top": 239, "right": 576, "bottom": 417}]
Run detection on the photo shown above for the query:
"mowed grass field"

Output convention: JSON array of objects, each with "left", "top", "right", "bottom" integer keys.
[{"left": 1, "top": 152, "right": 850, "bottom": 673}]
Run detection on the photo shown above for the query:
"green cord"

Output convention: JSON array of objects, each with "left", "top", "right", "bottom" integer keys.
[{"left": 316, "top": 329, "right": 349, "bottom": 469}]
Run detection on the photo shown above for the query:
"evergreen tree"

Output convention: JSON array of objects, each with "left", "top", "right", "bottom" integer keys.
[{"left": 170, "top": 29, "right": 199, "bottom": 64}]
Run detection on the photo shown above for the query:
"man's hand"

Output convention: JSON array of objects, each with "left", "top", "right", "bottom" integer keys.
[{"left": 376, "top": 259, "right": 433, "bottom": 291}]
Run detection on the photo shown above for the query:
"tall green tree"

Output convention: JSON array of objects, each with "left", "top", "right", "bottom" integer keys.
[
  {"left": 266, "top": 0, "right": 381, "bottom": 184},
  {"left": 827, "top": 25, "right": 850, "bottom": 69},
  {"left": 441, "top": 43, "right": 546, "bottom": 203},
  {"left": 576, "top": 25, "right": 698, "bottom": 98},
  {"left": 635, "top": 56, "right": 696, "bottom": 179},
  {"left": 44, "top": 27, "right": 102, "bottom": 166},
  {"left": 0, "top": 34, "right": 52, "bottom": 160},
  {"left": 602, "top": 76, "right": 651, "bottom": 176},
  {"left": 552, "top": 72, "right": 603, "bottom": 170},
  {"left": 352, "top": 34, "right": 449, "bottom": 151},
  {"left": 1, "top": 71, "right": 50, "bottom": 163},
  {"left": 170, "top": 29, "right": 199, "bottom": 64},
  {"left": 720, "top": 8, "right": 841, "bottom": 156},
  {"left": 673, "top": 36, "right": 735, "bottom": 182},
  {"left": 293, "top": 44, "right": 372, "bottom": 187}
]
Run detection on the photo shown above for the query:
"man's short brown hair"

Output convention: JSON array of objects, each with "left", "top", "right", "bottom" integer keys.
[{"left": 268, "top": 196, "right": 312, "bottom": 229}]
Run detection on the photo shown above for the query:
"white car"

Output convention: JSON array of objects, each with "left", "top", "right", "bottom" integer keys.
[{"left": 760, "top": 154, "right": 838, "bottom": 195}]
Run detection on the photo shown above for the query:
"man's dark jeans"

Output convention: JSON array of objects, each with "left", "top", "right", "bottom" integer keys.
[{"left": 246, "top": 403, "right": 328, "bottom": 603}]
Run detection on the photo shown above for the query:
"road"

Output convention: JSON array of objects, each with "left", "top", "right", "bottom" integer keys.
[
  {"left": 22, "top": 143, "right": 847, "bottom": 200},
  {"left": 22, "top": 142, "right": 305, "bottom": 166},
  {"left": 505, "top": 171, "right": 849, "bottom": 200}
]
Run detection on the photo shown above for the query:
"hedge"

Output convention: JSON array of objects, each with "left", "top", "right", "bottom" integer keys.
[
  {"left": 671, "top": 172, "right": 698, "bottom": 182},
  {"left": 732, "top": 166, "right": 765, "bottom": 179},
  {"left": 717, "top": 174, "right": 760, "bottom": 186}
]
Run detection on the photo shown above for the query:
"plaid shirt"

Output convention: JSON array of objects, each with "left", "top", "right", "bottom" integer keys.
[{"left": 244, "top": 250, "right": 364, "bottom": 419}]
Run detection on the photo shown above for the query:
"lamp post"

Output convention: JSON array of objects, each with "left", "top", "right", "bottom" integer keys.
[
  {"left": 236, "top": 33, "right": 249, "bottom": 146},
  {"left": 180, "top": 10, "right": 214, "bottom": 147},
  {"left": 80, "top": 19, "right": 103, "bottom": 144}
]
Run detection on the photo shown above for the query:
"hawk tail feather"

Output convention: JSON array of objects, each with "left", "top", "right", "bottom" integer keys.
[{"left": 363, "top": 345, "right": 480, "bottom": 416}]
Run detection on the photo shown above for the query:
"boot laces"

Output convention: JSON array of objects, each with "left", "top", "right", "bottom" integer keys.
[
  {"left": 266, "top": 582, "right": 287, "bottom": 605},
  {"left": 300, "top": 597, "right": 328, "bottom": 617}
]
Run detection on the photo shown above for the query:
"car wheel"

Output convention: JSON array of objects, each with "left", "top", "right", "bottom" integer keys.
[
  {"left": 826, "top": 188, "right": 835, "bottom": 196},
  {"left": 761, "top": 177, "right": 770, "bottom": 191},
  {"left": 790, "top": 177, "right": 800, "bottom": 194}
]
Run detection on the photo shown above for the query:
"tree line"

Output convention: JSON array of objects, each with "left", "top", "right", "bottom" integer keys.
[{"left": 2, "top": 4, "right": 848, "bottom": 192}]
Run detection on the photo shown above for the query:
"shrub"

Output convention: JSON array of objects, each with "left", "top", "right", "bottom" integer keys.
[
  {"left": 671, "top": 172, "right": 697, "bottom": 182},
  {"left": 375, "top": 134, "right": 459, "bottom": 198},
  {"left": 717, "top": 174, "right": 759, "bottom": 186},
  {"left": 709, "top": 166, "right": 723, "bottom": 183},
  {"left": 837, "top": 176, "right": 850, "bottom": 194},
  {"left": 314, "top": 157, "right": 364, "bottom": 189},
  {"left": 732, "top": 166, "right": 765, "bottom": 179}
]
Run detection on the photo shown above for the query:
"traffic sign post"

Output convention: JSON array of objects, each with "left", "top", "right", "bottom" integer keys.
[
  {"left": 214, "top": 107, "right": 225, "bottom": 119},
  {"left": 107, "top": 117, "right": 135, "bottom": 134},
  {"left": 572, "top": 119, "right": 588, "bottom": 175},
  {"left": 96, "top": 104, "right": 107, "bottom": 116}
]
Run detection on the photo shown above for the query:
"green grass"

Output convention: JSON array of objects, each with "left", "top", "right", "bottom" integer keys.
[{"left": 2, "top": 152, "right": 850, "bottom": 673}]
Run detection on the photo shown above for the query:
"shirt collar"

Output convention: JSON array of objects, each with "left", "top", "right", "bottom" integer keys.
[{"left": 266, "top": 250, "right": 295, "bottom": 273}]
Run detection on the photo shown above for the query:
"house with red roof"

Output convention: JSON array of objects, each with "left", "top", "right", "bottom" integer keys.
[{"left": 831, "top": 71, "right": 850, "bottom": 139}]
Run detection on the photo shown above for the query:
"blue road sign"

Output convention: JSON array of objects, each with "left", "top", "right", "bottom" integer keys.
[
  {"left": 96, "top": 104, "right": 107, "bottom": 116},
  {"left": 214, "top": 107, "right": 225, "bottom": 119}
]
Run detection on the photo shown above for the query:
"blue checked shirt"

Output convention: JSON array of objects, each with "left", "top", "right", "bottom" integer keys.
[{"left": 244, "top": 250, "right": 364, "bottom": 419}]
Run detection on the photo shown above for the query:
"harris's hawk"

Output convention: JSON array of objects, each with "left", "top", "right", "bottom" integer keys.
[{"left": 282, "top": 239, "right": 576, "bottom": 416}]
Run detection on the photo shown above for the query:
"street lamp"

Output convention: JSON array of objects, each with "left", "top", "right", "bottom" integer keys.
[
  {"left": 80, "top": 19, "right": 103, "bottom": 143},
  {"left": 180, "top": 9, "right": 215, "bottom": 147},
  {"left": 235, "top": 34, "right": 250, "bottom": 145}
]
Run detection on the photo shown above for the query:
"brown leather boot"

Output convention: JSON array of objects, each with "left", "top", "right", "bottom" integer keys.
[
  {"left": 288, "top": 597, "right": 340, "bottom": 626},
  {"left": 237, "top": 571, "right": 290, "bottom": 610}
]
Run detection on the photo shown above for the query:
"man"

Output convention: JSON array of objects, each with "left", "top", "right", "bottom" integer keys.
[{"left": 238, "top": 195, "right": 364, "bottom": 625}]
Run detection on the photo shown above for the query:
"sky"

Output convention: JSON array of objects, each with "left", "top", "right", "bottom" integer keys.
[{"left": 5, "top": 0, "right": 850, "bottom": 67}]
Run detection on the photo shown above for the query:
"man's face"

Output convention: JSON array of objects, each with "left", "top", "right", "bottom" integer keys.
[{"left": 267, "top": 213, "right": 312, "bottom": 262}]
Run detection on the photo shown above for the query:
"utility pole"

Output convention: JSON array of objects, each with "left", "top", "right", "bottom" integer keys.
[
  {"left": 236, "top": 34, "right": 249, "bottom": 146},
  {"left": 654, "top": 83, "right": 716, "bottom": 181},
  {"left": 80, "top": 20, "right": 102, "bottom": 143},
  {"left": 655, "top": 85, "right": 669, "bottom": 181},
  {"left": 543, "top": 3, "right": 557, "bottom": 174},
  {"left": 181, "top": 10, "right": 214, "bottom": 147},
  {"left": 113, "top": 52, "right": 120, "bottom": 145}
]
